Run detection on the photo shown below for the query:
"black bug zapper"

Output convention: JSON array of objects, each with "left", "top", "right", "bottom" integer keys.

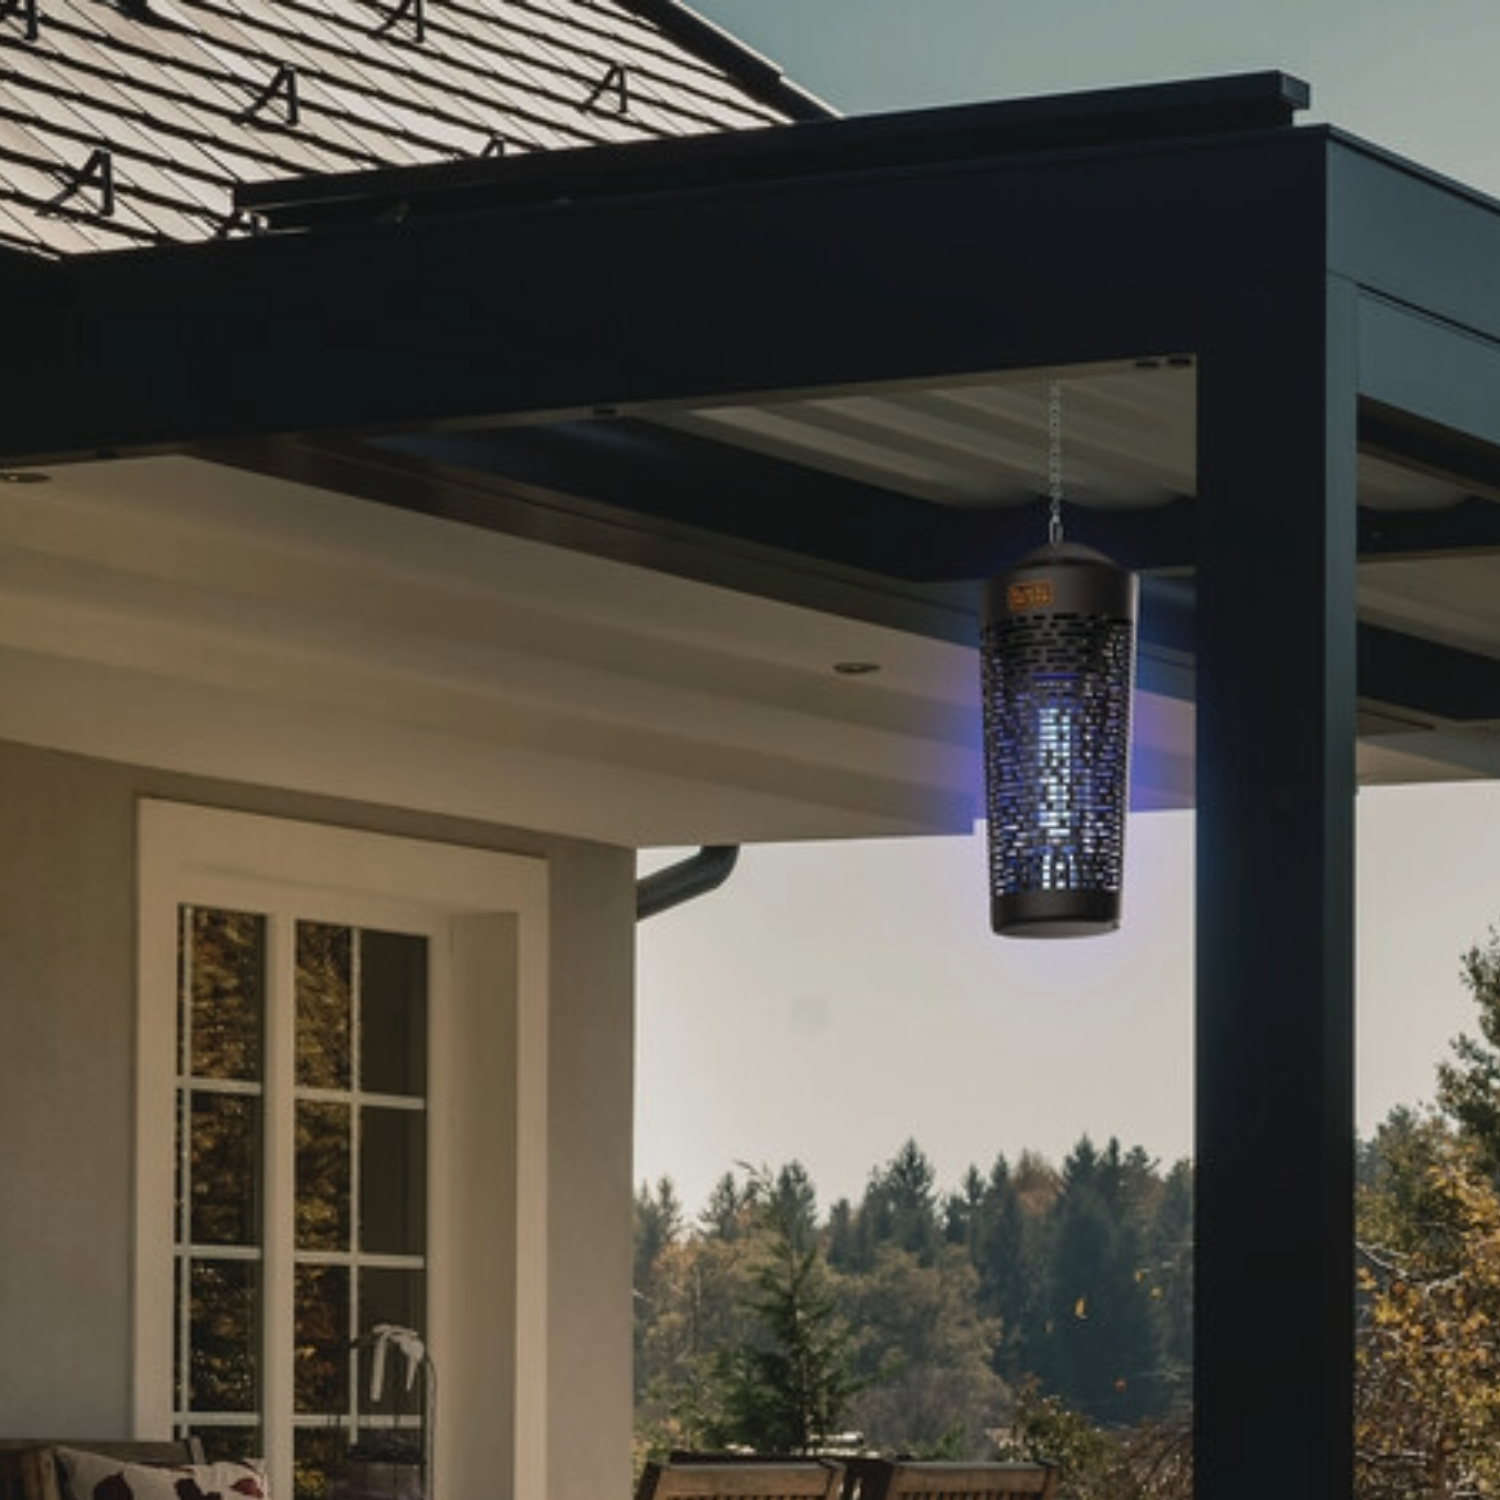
[{"left": 980, "top": 383, "right": 1137, "bottom": 937}]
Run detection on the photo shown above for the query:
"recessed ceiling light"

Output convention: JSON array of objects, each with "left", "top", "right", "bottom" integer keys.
[
  {"left": 833, "top": 660, "right": 881, "bottom": 676},
  {"left": 0, "top": 471, "right": 50, "bottom": 484}
]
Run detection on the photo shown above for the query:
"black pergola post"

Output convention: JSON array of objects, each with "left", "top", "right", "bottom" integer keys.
[{"left": 1193, "top": 273, "right": 1360, "bottom": 1496}]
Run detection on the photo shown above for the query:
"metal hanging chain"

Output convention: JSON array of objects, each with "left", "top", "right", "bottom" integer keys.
[{"left": 1047, "top": 378, "right": 1065, "bottom": 547}]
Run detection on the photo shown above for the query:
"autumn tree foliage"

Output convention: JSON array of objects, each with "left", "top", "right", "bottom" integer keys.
[
  {"left": 1357, "top": 1136, "right": 1500, "bottom": 1499},
  {"left": 1356, "top": 930, "right": 1500, "bottom": 1499},
  {"left": 997, "top": 1382, "right": 1191, "bottom": 1500},
  {"left": 839, "top": 1241, "right": 1005, "bottom": 1457},
  {"left": 634, "top": 1138, "right": 1192, "bottom": 1478}
]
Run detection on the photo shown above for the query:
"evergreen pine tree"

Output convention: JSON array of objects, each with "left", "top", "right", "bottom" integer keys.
[
  {"left": 700, "top": 1172, "right": 751, "bottom": 1241},
  {"left": 859, "top": 1139, "right": 942, "bottom": 1265},
  {"left": 1034, "top": 1137, "right": 1164, "bottom": 1422},
  {"left": 1437, "top": 929, "right": 1500, "bottom": 1179},
  {"left": 967, "top": 1154, "right": 1041, "bottom": 1386},
  {"left": 826, "top": 1198, "right": 860, "bottom": 1271},
  {"left": 708, "top": 1167, "right": 860, "bottom": 1453}
]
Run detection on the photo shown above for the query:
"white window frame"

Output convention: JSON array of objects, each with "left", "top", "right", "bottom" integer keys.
[{"left": 136, "top": 801, "right": 550, "bottom": 1500}]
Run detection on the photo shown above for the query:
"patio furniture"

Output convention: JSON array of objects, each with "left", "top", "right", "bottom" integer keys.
[
  {"left": 636, "top": 1459, "right": 846, "bottom": 1500},
  {"left": 0, "top": 1441, "right": 204, "bottom": 1500},
  {"left": 847, "top": 1460, "right": 1058, "bottom": 1500}
]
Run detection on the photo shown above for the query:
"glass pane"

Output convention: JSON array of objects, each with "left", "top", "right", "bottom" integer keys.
[
  {"left": 360, "top": 1108, "right": 426, "bottom": 1256},
  {"left": 352, "top": 1278, "right": 428, "bottom": 1466},
  {"left": 187, "top": 1259, "right": 259, "bottom": 1413},
  {"left": 358, "top": 1268, "right": 426, "bottom": 1355},
  {"left": 186, "top": 908, "right": 264, "bottom": 1082},
  {"left": 189, "top": 1092, "right": 261, "bottom": 1246},
  {"left": 186, "top": 1427, "right": 263, "bottom": 1466},
  {"left": 297, "top": 923, "right": 351, "bottom": 1090},
  {"left": 348, "top": 1302, "right": 426, "bottom": 1464},
  {"left": 296, "top": 1101, "right": 351, "bottom": 1251},
  {"left": 295, "top": 1428, "right": 349, "bottom": 1500},
  {"left": 294, "top": 1264, "right": 350, "bottom": 1414},
  {"left": 361, "top": 930, "right": 428, "bottom": 1098}
]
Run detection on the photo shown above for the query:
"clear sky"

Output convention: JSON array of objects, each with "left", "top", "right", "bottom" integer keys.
[
  {"left": 686, "top": 0, "right": 1500, "bottom": 200},
  {"left": 634, "top": 1, "right": 1500, "bottom": 1218}
]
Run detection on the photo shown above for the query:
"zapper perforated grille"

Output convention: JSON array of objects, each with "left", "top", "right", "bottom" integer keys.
[{"left": 980, "top": 547, "right": 1135, "bottom": 937}]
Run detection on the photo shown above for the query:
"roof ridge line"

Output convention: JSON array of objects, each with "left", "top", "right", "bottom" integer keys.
[{"left": 615, "top": 0, "right": 837, "bottom": 122}]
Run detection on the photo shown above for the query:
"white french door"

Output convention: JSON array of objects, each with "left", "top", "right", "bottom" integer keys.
[{"left": 137, "top": 803, "right": 550, "bottom": 1500}]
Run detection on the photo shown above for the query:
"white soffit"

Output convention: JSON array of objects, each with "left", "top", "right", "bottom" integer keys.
[
  {"left": 0, "top": 454, "right": 987, "bottom": 846},
  {"left": 1, "top": 440, "right": 1490, "bottom": 849}
]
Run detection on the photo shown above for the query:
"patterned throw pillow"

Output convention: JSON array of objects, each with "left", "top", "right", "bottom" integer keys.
[{"left": 55, "top": 1448, "right": 269, "bottom": 1500}]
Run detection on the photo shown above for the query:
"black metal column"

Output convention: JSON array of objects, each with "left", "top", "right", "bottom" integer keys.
[{"left": 1193, "top": 273, "right": 1359, "bottom": 1498}]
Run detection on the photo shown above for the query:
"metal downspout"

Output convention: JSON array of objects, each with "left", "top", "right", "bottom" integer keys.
[{"left": 635, "top": 845, "right": 740, "bottom": 920}]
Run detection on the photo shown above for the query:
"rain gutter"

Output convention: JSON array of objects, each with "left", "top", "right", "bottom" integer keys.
[{"left": 636, "top": 845, "right": 740, "bottom": 920}]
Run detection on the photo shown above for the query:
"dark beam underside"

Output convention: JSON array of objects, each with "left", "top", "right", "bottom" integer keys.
[{"left": 372, "top": 423, "right": 1201, "bottom": 578}]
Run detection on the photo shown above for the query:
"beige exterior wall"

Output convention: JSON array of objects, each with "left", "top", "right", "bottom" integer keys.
[{"left": 0, "top": 739, "right": 637, "bottom": 1498}]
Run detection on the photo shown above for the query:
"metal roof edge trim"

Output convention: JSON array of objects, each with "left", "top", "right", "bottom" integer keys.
[
  {"left": 238, "top": 68, "right": 1311, "bottom": 228},
  {"left": 1325, "top": 125, "right": 1500, "bottom": 217},
  {"left": 617, "top": 0, "right": 838, "bottom": 123}
]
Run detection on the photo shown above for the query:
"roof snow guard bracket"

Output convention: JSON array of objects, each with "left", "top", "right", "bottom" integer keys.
[
  {"left": 583, "top": 62, "right": 629, "bottom": 116},
  {"left": 46, "top": 146, "right": 114, "bottom": 217},
  {"left": 373, "top": 0, "right": 425, "bottom": 45},
  {"left": 241, "top": 65, "right": 300, "bottom": 127},
  {"left": 1, "top": 0, "right": 39, "bottom": 41}
]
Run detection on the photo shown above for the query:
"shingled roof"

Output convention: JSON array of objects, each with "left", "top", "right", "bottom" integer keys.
[{"left": 0, "top": 0, "right": 832, "bottom": 256}]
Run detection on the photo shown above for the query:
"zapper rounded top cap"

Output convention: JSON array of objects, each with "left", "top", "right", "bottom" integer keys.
[
  {"left": 982, "top": 541, "right": 1136, "bottom": 626},
  {"left": 1014, "top": 540, "right": 1118, "bottom": 568}
]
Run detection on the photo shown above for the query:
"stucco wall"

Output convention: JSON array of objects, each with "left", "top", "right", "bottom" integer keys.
[
  {"left": 0, "top": 741, "right": 138, "bottom": 1432},
  {"left": 0, "top": 739, "right": 637, "bottom": 1496},
  {"left": 545, "top": 844, "right": 638, "bottom": 1500}
]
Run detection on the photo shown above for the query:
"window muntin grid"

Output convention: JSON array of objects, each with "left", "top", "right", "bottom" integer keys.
[{"left": 175, "top": 907, "right": 428, "bottom": 1500}]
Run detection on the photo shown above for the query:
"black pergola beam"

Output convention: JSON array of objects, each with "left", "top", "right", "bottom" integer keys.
[
  {"left": 1359, "top": 496, "right": 1500, "bottom": 556},
  {"left": 376, "top": 421, "right": 998, "bottom": 580},
  {"left": 1362, "top": 402, "right": 1500, "bottom": 508},
  {"left": 1358, "top": 296, "right": 1500, "bottom": 453},
  {"left": 378, "top": 419, "right": 1500, "bottom": 574},
  {"left": 1194, "top": 271, "right": 1359, "bottom": 1499},
  {"left": 235, "top": 70, "right": 1307, "bottom": 229},
  {"left": 1358, "top": 623, "right": 1500, "bottom": 721},
  {"left": 7, "top": 117, "right": 1326, "bottom": 463},
  {"left": 1334, "top": 147, "right": 1500, "bottom": 399},
  {"left": 371, "top": 423, "right": 1200, "bottom": 580}
]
